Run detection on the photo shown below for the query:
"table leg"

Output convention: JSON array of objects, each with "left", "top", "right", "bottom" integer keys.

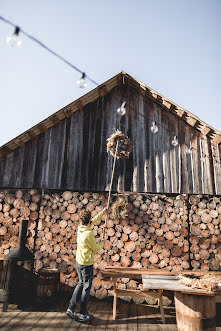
[
  {"left": 158, "top": 290, "right": 165, "bottom": 324},
  {"left": 113, "top": 278, "right": 117, "bottom": 320}
]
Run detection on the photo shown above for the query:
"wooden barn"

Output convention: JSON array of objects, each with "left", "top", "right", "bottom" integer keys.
[
  {"left": 0, "top": 72, "right": 221, "bottom": 329},
  {"left": 0, "top": 71, "right": 220, "bottom": 194}
]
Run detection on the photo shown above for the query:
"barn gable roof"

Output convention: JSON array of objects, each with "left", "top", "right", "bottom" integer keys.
[{"left": 0, "top": 71, "right": 220, "bottom": 158}]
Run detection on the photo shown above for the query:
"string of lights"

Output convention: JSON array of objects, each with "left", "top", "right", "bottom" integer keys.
[
  {"left": 0, "top": 15, "right": 99, "bottom": 88},
  {"left": 0, "top": 15, "right": 220, "bottom": 167}
]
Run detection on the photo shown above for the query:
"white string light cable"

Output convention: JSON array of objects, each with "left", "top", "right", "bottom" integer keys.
[{"left": 0, "top": 15, "right": 99, "bottom": 87}]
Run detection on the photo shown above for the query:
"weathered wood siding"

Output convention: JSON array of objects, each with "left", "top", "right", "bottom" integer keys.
[{"left": 0, "top": 85, "right": 220, "bottom": 193}]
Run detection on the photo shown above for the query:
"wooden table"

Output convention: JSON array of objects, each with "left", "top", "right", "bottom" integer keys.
[
  {"left": 102, "top": 267, "right": 221, "bottom": 329},
  {"left": 102, "top": 267, "right": 173, "bottom": 323}
]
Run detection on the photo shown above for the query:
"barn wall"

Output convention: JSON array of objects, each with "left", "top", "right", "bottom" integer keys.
[{"left": 0, "top": 85, "right": 220, "bottom": 194}]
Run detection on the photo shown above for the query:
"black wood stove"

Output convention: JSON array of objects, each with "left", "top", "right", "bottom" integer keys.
[{"left": 0, "top": 219, "right": 34, "bottom": 311}]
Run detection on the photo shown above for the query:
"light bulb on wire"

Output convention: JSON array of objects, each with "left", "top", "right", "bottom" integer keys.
[
  {"left": 117, "top": 101, "right": 126, "bottom": 116},
  {"left": 172, "top": 136, "right": 178, "bottom": 147},
  {"left": 6, "top": 26, "right": 22, "bottom": 47},
  {"left": 76, "top": 73, "right": 87, "bottom": 88},
  {"left": 151, "top": 121, "right": 158, "bottom": 133}
]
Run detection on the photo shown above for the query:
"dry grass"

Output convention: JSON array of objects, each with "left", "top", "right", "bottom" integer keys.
[
  {"left": 178, "top": 273, "right": 221, "bottom": 293},
  {"left": 112, "top": 197, "right": 128, "bottom": 220}
]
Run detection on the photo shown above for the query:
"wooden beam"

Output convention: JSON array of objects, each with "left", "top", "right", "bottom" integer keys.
[
  {"left": 162, "top": 99, "right": 171, "bottom": 109},
  {"left": 201, "top": 125, "right": 211, "bottom": 136},
  {"left": 150, "top": 91, "right": 158, "bottom": 99},
  {"left": 0, "top": 146, "right": 13, "bottom": 156},
  {"left": 38, "top": 123, "right": 48, "bottom": 134},
  {"left": 139, "top": 85, "right": 146, "bottom": 96},
  {"left": 213, "top": 134, "right": 221, "bottom": 144},
  {"left": 76, "top": 100, "right": 83, "bottom": 111},
  {"left": 50, "top": 115, "right": 61, "bottom": 125},
  {"left": 177, "top": 108, "right": 185, "bottom": 118},
  {"left": 156, "top": 95, "right": 163, "bottom": 104},
  {"left": 98, "top": 85, "right": 107, "bottom": 97},
  {"left": 14, "top": 139, "right": 23, "bottom": 147},
  {"left": 26, "top": 131, "right": 36, "bottom": 140},
  {"left": 186, "top": 116, "right": 197, "bottom": 127}
]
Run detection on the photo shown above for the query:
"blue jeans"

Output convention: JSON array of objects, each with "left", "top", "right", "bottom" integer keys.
[{"left": 68, "top": 262, "right": 93, "bottom": 315}]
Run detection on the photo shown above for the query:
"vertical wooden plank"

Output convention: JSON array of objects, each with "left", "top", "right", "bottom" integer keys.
[
  {"left": 201, "top": 136, "right": 214, "bottom": 194},
  {"left": 12, "top": 147, "right": 25, "bottom": 187},
  {"left": 20, "top": 139, "right": 37, "bottom": 188},
  {"left": 148, "top": 99, "right": 156, "bottom": 192},
  {"left": 130, "top": 90, "right": 138, "bottom": 192},
  {"left": 199, "top": 137, "right": 205, "bottom": 194},
  {"left": 0, "top": 157, "right": 6, "bottom": 187},
  {"left": 206, "top": 138, "right": 216, "bottom": 194},
  {"left": 158, "top": 290, "right": 165, "bottom": 324},
  {"left": 143, "top": 95, "right": 151, "bottom": 192},
  {"left": 47, "top": 121, "right": 66, "bottom": 189},
  {"left": 154, "top": 104, "right": 164, "bottom": 193},
  {"left": 40, "top": 130, "right": 51, "bottom": 189},
  {"left": 188, "top": 130, "right": 195, "bottom": 193},
  {"left": 191, "top": 133, "right": 200, "bottom": 193},
  {"left": 180, "top": 122, "right": 190, "bottom": 193},
  {"left": 136, "top": 93, "right": 145, "bottom": 192},
  {"left": 124, "top": 85, "right": 134, "bottom": 192},
  {"left": 33, "top": 133, "right": 45, "bottom": 188},
  {"left": 113, "top": 278, "right": 117, "bottom": 320},
  {"left": 169, "top": 113, "right": 178, "bottom": 193},
  {"left": 66, "top": 110, "right": 83, "bottom": 190},
  {"left": 89, "top": 99, "right": 104, "bottom": 191},
  {"left": 97, "top": 94, "right": 109, "bottom": 191},
  {"left": 2, "top": 152, "right": 14, "bottom": 187},
  {"left": 212, "top": 142, "right": 221, "bottom": 194},
  {"left": 162, "top": 109, "right": 172, "bottom": 193},
  {"left": 96, "top": 96, "right": 108, "bottom": 191}
]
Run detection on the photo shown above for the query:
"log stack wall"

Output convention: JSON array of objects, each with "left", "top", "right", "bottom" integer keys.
[{"left": 0, "top": 189, "right": 220, "bottom": 302}]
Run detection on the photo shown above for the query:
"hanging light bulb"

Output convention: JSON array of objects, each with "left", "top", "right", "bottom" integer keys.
[
  {"left": 151, "top": 121, "right": 158, "bottom": 133},
  {"left": 6, "top": 26, "right": 22, "bottom": 47},
  {"left": 76, "top": 72, "right": 87, "bottom": 88},
  {"left": 172, "top": 136, "right": 178, "bottom": 147},
  {"left": 186, "top": 146, "right": 192, "bottom": 154},
  {"left": 117, "top": 101, "right": 126, "bottom": 116}
]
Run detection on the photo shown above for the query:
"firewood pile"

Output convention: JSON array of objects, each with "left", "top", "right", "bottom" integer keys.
[
  {"left": 0, "top": 189, "right": 220, "bottom": 302},
  {"left": 189, "top": 195, "right": 221, "bottom": 271}
]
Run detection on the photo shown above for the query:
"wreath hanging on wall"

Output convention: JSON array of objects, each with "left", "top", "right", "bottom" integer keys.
[{"left": 107, "top": 130, "right": 133, "bottom": 159}]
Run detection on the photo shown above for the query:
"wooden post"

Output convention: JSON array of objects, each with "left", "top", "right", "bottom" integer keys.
[
  {"left": 158, "top": 290, "right": 165, "bottom": 324},
  {"left": 112, "top": 278, "right": 117, "bottom": 320}
]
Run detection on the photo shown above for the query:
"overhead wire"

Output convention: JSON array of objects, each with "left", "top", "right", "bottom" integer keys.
[{"left": 0, "top": 15, "right": 99, "bottom": 87}]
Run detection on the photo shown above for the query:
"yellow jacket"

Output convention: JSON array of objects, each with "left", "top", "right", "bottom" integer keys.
[{"left": 76, "top": 210, "right": 104, "bottom": 266}]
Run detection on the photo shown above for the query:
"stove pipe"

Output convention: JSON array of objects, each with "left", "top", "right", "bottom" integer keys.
[{"left": 6, "top": 219, "right": 34, "bottom": 261}]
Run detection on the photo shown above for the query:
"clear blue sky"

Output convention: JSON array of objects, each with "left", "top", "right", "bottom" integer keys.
[{"left": 0, "top": 0, "right": 220, "bottom": 147}]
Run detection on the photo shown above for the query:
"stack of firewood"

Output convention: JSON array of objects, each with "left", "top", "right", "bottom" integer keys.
[
  {"left": 0, "top": 189, "right": 220, "bottom": 302},
  {"left": 189, "top": 195, "right": 221, "bottom": 271},
  {"left": 0, "top": 189, "right": 39, "bottom": 258}
]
